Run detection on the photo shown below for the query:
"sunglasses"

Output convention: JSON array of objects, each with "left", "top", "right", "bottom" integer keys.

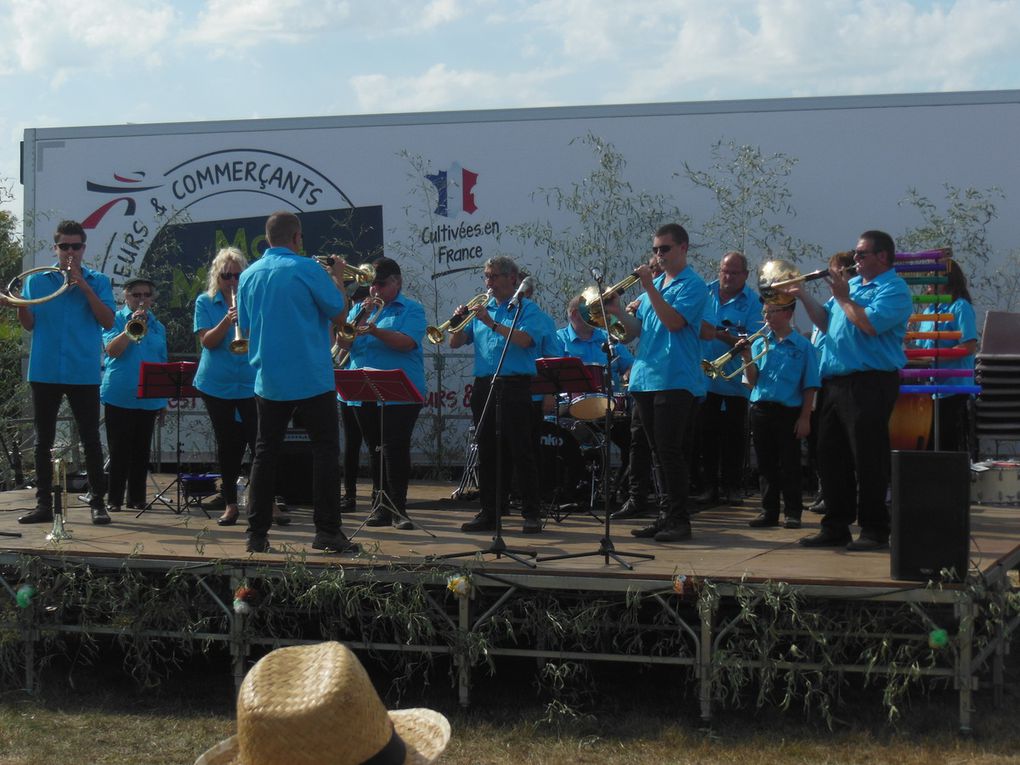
[
  {"left": 129, "top": 292, "right": 152, "bottom": 298},
  {"left": 651, "top": 245, "right": 673, "bottom": 255},
  {"left": 220, "top": 272, "right": 241, "bottom": 280},
  {"left": 56, "top": 242, "right": 84, "bottom": 251}
]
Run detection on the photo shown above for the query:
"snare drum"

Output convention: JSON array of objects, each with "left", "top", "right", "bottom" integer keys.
[
  {"left": 568, "top": 364, "right": 613, "bottom": 420},
  {"left": 971, "top": 460, "right": 1020, "bottom": 506}
]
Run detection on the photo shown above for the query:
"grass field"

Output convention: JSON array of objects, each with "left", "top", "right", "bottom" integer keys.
[{"left": 1, "top": 647, "right": 1018, "bottom": 765}]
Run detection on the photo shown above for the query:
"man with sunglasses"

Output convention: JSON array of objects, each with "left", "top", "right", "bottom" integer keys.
[
  {"left": 2, "top": 220, "right": 116, "bottom": 525},
  {"left": 606, "top": 223, "right": 707, "bottom": 542},
  {"left": 786, "top": 230, "right": 911, "bottom": 551}
]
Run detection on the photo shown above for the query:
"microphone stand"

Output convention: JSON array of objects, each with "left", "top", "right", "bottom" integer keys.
[
  {"left": 433, "top": 289, "right": 538, "bottom": 568},
  {"left": 540, "top": 271, "right": 653, "bottom": 568}
]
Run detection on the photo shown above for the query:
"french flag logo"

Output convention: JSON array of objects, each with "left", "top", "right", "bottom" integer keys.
[{"left": 426, "top": 163, "right": 478, "bottom": 218}]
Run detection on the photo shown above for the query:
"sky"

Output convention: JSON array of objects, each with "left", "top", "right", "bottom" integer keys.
[{"left": 2, "top": 0, "right": 1019, "bottom": 219}]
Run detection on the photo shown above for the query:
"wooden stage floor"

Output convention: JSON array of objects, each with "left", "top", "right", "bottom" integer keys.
[{"left": 1, "top": 475, "right": 1017, "bottom": 587}]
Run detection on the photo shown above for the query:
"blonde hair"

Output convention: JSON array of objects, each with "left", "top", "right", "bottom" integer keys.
[{"left": 205, "top": 247, "right": 248, "bottom": 298}]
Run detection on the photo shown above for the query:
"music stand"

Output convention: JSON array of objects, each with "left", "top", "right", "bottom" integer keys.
[
  {"left": 334, "top": 368, "right": 435, "bottom": 539},
  {"left": 532, "top": 357, "right": 601, "bottom": 523},
  {"left": 136, "top": 361, "right": 203, "bottom": 517}
]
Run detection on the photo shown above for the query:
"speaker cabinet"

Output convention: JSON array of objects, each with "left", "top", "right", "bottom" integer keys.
[{"left": 890, "top": 450, "right": 970, "bottom": 581}]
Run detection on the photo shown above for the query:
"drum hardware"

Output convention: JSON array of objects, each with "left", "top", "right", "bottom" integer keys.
[
  {"left": 450, "top": 425, "right": 480, "bottom": 501},
  {"left": 1, "top": 266, "right": 72, "bottom": 307},
  {"left": 757, "top": 257, "right": 857, "bottom": 305},
  {"left": 425, "top": 290, "right": 492, "bottom": 344}
]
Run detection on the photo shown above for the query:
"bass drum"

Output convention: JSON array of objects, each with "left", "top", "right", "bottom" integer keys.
[
  {"left": 889, "top": 393, "right": 933, "bottom": 450},
  {"left": 538, "top": 418, "right": 585, "bottom": 503}
]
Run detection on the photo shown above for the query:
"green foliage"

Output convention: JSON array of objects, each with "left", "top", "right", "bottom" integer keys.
[{"left": 0, "top": 208, "right": 30, "bottom": 489}]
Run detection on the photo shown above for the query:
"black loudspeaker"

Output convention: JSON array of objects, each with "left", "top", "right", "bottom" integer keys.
[
  {"left": 276, "top": 429, "right": 314, "bottom": 504},
  {"left": 890, "top": 450, "right": 970, "bottom": 581}
]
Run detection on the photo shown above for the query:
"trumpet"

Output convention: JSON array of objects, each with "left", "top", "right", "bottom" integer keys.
[
  {"left": 425, "top": 290, "right": 492, "bottom": 345},
  {"left": 701, "top": 326, "right": 770, "bottom": 380},
  {"left": 125, "top": 312, "right": 148, "bottom": 342},
  {"left": 333, "top": 296, "right": 385, "bottom": 367},
  {"left": 315, "top": 255, "right": 376, "bottom": 285},
  {"left": 758, "top": 257, "right": 858, "bottom": 305},
  {"left": 578, "top": 273, "right": 641, "bottom": 341},
  {"left": 1, "top": 266, "right": 72, "bottom": 307},
  {"left": 46, "top": 451, "right": 72, "bottom": 542},
  {"left": 228, "top": 288, "right": 249, "bottom": 354}
]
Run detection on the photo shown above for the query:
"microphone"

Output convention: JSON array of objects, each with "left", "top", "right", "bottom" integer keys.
[
  {"left": 590, "top": 266, "right": 603, "bottom": 283},
  {"left": 508, "top": 276, "right": 533, "bottom": 309}
]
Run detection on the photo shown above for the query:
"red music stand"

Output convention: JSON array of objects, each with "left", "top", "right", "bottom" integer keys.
[
  {"left": 137, "top": 362, "right": 202, "bottom": 517},
  {"left": 334, "top": 368, "right": 433, "bottom": 538}
]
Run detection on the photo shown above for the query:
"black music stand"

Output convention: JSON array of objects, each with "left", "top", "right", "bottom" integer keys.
[
  {"left": 334, "top": 368, "right": 435, "bottom": 539},
  {"left": 532, "top": 356, "right": 601, "bottom": 523},
  {"left": 136, "top": 361, "right": 203, "bottom": 517},
  {"left": 539, "top": 281, "right": 653, "bottom": 569}
]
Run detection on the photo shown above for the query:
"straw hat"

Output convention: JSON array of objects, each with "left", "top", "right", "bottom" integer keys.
[{"left": 195, "top": 642, "right": 450, "bottom": 765}]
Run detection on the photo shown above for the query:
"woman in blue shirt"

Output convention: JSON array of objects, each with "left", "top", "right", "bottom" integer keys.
[
  {"left": 193, "top": 247, "right": 259, "bottom": 526},
  {"left": 101, "top": 276, "right": 168, "bottom": 513}
]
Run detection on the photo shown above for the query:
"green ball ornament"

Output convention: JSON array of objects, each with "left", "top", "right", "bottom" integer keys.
[
  {"left": 15, "top": 584, "right": 36, "bottom": 609},
  {"left": 928, "top": 628, "right": 949, "bottom": 649}
]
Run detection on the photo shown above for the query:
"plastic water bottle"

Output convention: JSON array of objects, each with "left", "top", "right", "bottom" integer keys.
[{"left": 236, "top": 476, "right": 249, "bottom": 511}]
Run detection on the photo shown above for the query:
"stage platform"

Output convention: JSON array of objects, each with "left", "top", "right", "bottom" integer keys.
[{"left": 1, "top": 476, "right": 1018, "bottom": 730}]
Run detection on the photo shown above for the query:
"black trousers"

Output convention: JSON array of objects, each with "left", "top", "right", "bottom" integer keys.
[
  {"left": 749, "top": 402, "right": 803, "bottom": 518},
  {"left": 104, "top": 404, "right": 157, "bottom": 507},
  {"left": 471, "top": 376, "right": 540, "bottom": 520},
  {"left": 629, "top": 389, "right": 694, "bottom": 519},
  {"left": 248, "top": 392, "right": 341, "bottom": 540},
  {"left": 697, "top": 392, "right": 748, "bottom": 492},
  {"left": 31, "top": 382, "right": 106, "bottom": 509},
  {"left": 340, "top": 401, "right": 364, "bottom": 497},
  {"left": 816, "top": 371, "right": 900, "bottom": 540},
  {"left": 353, "top": 403, "right": 422, "bottom": 512},
  {"left": 200, "top": 393, "right": 257, "bottom": 504}
]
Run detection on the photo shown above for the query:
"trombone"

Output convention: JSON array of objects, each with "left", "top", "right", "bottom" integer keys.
[
  {"left": 333, "top": 296, "right": 385, "bottom": 368},
  {"left": 425, "top": 290, "right": 492, "bottom": 345},
  {"left": 578, "top": 272, "right": 641, "bottom": 341},
  {"left": 125, "top": 312, "right": 148, "bottom": 342},
  {"left": 315, "top": 255, "right": 376, "bottom": 285},
  {"left": 228, "top": 288, "right": 248, "bottom": 354},
  {"left": 701, "top": 326, "right": 770, "bottom": 380},
  {"left": 1, "top": 266, "right": 72, "bottom": 307}
]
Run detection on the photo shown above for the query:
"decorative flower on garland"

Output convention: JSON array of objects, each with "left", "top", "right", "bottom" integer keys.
[
  {"left": 446, "top": 574, "right": 472, "bottom": 599},
  {"left": 15, "top": 584, "right": 36, "bottom": 609},
  {"left": 672, "top": 575, "right": 687, "bottom": 596},
  {"left": 233, "top": 585, "right": 257, "bottom": 615},
  {"left": 928, "top": 628, "right": 949, "bottom": 649}
]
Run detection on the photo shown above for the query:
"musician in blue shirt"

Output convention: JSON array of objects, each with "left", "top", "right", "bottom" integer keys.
[
  {"left": 450, "top": 256, "right": 544, "bottom": 534},
  {"left": 236, "top": 211, "right": 355, "bottom": 555},
  {"left": 3, "top": 220, "right": 115, "bottom": 525},
  {"left": 101, "top": 276, "right": 168, "bottom": 514},
  {"left": 335, "top": 257, "right": 427, "bottom": 531}
]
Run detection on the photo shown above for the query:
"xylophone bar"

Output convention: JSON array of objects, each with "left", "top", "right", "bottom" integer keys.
[
  {"left": 899, "top": 384, "right": 981, "bottom": 395},
  {"left": 903, "top": 276, "right": 948, "bottom": 285},
  {"left": 905, "top": 347, "right": 970, "bottom": 359},
  {"left": 896, "top": 262, "right": 948, "bottom": 273},
  {"left": 909, "top": 313, "right": 954, "bottom": 322},
  {"left": 913, "top": 294, "right": 952, "bottom": 303},
  {"left": 899, "top": 368, "right": 973, "bottom": 378},
  {"left": 905, "top": 330, "right": 961, "bottom": 341},
  {"left": 894, "top": 248, "right": 952, "bottom": 261}
]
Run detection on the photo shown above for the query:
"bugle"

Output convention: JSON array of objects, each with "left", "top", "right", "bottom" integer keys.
[
  {"left": 1, "top": 266, "right": 71, "bottom": 307},
  {"left": 125, "top": 312, "right": 148, "bottom": 342},
  {"left": 758, "top": 256, "right": 858, "bottom": 305},
  {"left": 425, "top": 290, "right": 492, "bottom": 345},
  {"left": 315, "top": 255, "right": 376, "bottom": 285},
  {"left": 701, "top": 325, "right": 770, "bottom": 380},
  {"left": 333, "top": 296, "right": 385, "bottom": 367},
  {"left": 578, "top": 272, "right": 641, "bottom": 341},
  {"left": 229, "top": 288, "right": 249, "bottom": 354}
]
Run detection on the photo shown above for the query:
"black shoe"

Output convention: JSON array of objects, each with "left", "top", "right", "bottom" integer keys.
[
  {"left": 522, "top": 517, "right": 542, "bottom": 534},
  {"left": 692, "top": 488, "right": 719, "bottom": 505},
  {"left": 273, "top": 513, "right": 291, "bottom": 526},
  {"left": 18, "top": 506, "right": 53, "bottom": 524},
  {"left": 365, "top": 508, "right": 392, "bottom": 527},
  {"left": 631, "top": 519, "right": 665, "bottom": 538},
  {"left": 654, "top": 521, "right": 692, "bottom": 543},
  {"left": 246, "top": 535, "right": 270, "bottom": 553},
  {"left": 393, "top": 516, "right": 415, "bottom": 531},
  {"left": 340, "top": 495, "right": 357, "bottom": 511},
  {"left": 808, "top": 497, "right": 826, "bottom": 514},
  {"left": 610, "top": 500, "right": 651, "bottom": 520},
  {"left": 90, "top": 505, "right": 112, "bottom": 525},
  {"left": 846, "top": 535, "right": 889, "bottom": 552},
  {"left": 311, "top": 532, "right": 360, "bottom": 554},
  {"left": 720, "top": 487, "right": 742, "bottom": 506},
  {"left": 106, "top": 504, "right": 123, "bottom": 513},
  {"left": 799, "top": 529, "right": 852, "bottom": 547},
  {"left": 783, "top": 517, "right": 802, "bottom": 529},
  {"left": 748, "top": 512, "right": 780, "bottom": 528},
  {"left": 217, "top": 510, "right": 239, "bottom": 527},
  {"left": 461, "top": 512, "right": 497, "bottom": 532}
]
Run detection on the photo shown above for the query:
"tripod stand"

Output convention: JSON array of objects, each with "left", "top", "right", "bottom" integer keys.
[
  {"left": 539, "top": 278, "right": 653, "bottom": 569},
  {"left": 433, "top": 294, "right": 538, "bottom": 568},
  {"left": 137, "top": 361, "right": 199, "bottom": 517},
  {"left": 334, "top": 368, "right": 435, "bottom": 540}
]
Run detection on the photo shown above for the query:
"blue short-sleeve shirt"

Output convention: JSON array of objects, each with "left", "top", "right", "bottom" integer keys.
[
  {"left": 918, "top": 297, "right": 977, "bottom": 394},
  {"left": 237, "top": 247, "right": 345, "bottom": 401},
  {"left": 24, "top": 264, "right": 116, "bottom": 385},
  {"left": 193, "top": 291, "right": 257, "bottom": 400},
  {"left": 348, "top": 293, "right": 428, "bottom": 406},
  {"left": 101, "top": 306, "right": 168, "bottom": 410},
  {"left": 460, "top": 296, "right": 543, "bottom": 377},
  {"left": 749, "top": 330, "right": 821, "bottom": 408},
  {"left": 557, "top": 324, "right": 634, "bottom": 389},
  {"left": 704, "top": 281, "right": 765, "bottom": 399}
]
